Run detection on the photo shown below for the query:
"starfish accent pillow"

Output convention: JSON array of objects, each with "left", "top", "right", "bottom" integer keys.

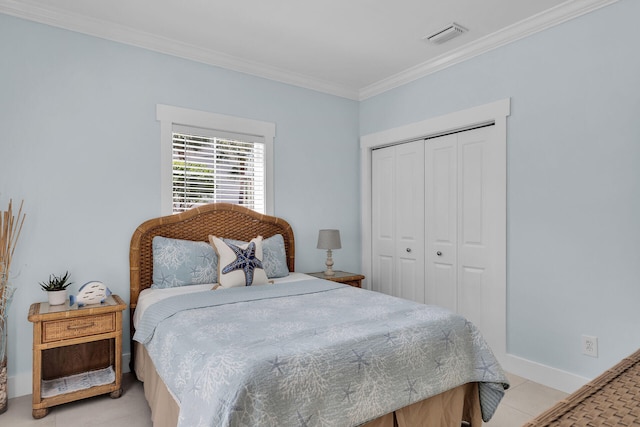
[
  {"left": 209, "top": 235, "right": 269, "bottom": 288},
  {"left": 223, "top": 234, "right": 289, "bottom": 279}
]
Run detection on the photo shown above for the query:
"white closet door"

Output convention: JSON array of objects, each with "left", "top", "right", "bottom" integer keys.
[
  {"left": 457, "top": 125, "right": 503, "bottom": 346},
  {"left": 372, "top": 141, "right": 425, "bottom": 302},
  {"left": 425, "top": 134, "right": 458, "bottom": 311},
  {"left": 425, "top": 126, "right": 500, "bottom": 340},
  {"left": 371, "top": 148, "right": 396, "bottom": 297},
  {"left": 395, "top": 142, "right": 425, "bottom": 303}
]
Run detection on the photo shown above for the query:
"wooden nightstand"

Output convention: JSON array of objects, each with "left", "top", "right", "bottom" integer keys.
[
  {"left": 27, "top": 294, "right": 126, "bottom": 419},
  {"left": 307, "top": 271, "right": 365, "bottom": 288}
]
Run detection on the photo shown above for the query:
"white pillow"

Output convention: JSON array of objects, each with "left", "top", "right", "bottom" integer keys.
[{"left": 209, "top": 235, "right": 269, "bottom": 288}]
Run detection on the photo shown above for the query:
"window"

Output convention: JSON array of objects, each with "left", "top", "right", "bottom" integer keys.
[
  {"left": 171, "top": 126, "right": 265, "bottom": 213},
  {"left": 157, "top": 105, "right": 275, "bottom": 215}
]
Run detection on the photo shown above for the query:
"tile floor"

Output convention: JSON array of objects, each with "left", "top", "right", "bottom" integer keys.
[
  {"left": 3, "top": 372, "right": 567, "bottom": 426},
  {"left": 485, "top": 372, "right": 568, "bottom": 427}
]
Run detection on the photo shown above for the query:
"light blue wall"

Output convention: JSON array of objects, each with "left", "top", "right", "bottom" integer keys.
[
  {"left": 0, "top": 13, "right": 360, "bottom": 393},
  {"left": 2, "top": 0, "right": 639, "bottom": 398},
  {"left": 361, "top": 0, "right": 640, "bottom": 379}
]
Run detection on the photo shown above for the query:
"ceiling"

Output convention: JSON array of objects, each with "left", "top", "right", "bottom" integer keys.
[{"left": 0, "top": 0, "right": 616, "bottom": 99}]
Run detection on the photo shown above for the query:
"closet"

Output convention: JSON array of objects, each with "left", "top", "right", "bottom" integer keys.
[{"left": 371, "top": 125, "right": 502, "bottom": 337}]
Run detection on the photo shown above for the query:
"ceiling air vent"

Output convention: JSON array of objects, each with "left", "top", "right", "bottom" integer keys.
[{"left": 423, "top": 23, "right": 467, "bottom": 44}]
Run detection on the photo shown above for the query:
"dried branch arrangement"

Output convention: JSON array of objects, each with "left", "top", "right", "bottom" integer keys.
[
  {"left": 1, "top": 199, "right": 26, "bottom": 287},
  {"left": 1, "top": 198, "right": 26, "bottom": 411},
  {"left": 1, "top": 199, "right": 26, "bottom": 357}
]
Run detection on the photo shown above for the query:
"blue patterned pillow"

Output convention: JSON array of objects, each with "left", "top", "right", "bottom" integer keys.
[
  {"left": 151, "top": 236, "right": 218, "bottom": 289},
  {"left": 223, "top": 234, "right": 289, "bottom": 279}
]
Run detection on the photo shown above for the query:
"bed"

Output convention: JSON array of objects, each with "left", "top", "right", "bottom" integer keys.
[{"left": 129, "top": 203, "right": 508, "bottom": 426}]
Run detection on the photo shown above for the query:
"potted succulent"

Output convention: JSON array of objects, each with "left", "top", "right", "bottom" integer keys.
[{"left": 39, "top": 271, "right": 73, "bottom": 306}]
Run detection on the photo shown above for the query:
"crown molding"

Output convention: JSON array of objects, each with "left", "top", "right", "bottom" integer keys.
[
  {"left": 358, "top": 0, "right": 619, "bottom": 100},
  {"left": 0, "top": 0, "right": 360, "bottom": 100},
  {"left": 1, "top": 0, "right": 619, "bottom": 101}
]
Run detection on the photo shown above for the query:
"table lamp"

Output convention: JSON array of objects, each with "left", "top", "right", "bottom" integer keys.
[{"left": 317, "top": 229, "right": 341, "bottom": 276}]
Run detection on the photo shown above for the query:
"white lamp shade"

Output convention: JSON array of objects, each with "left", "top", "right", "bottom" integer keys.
[{"left": 317, "top": 229, "right": 341, "bottom": 250}]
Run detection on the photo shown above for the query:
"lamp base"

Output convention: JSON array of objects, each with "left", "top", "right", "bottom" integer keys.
[{"left": 324, "top": 249, "right": 335, "bottom": 276}]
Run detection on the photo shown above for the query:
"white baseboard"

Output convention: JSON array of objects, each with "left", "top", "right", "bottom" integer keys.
[
  {"left": 502, "top": 353, "right": 591, "bottom": 394},
  {"left": 7, "top": 371, "right": 32, "bottom": 399},
  {"left": 8, "top": 352, "right": 131, "bottom": 399}
]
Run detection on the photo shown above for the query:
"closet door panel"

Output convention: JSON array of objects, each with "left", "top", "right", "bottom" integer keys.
[
  {"left": 398, "top": 259, "right": 420, "bottom": 302},
  {"left": 458, "top": 266, "right": 484, "bottom": 328},
  {"left": 433, "top": 263, "right": 456, "bottom": 312},
  {"left": 371, "top": 149, "right": 395, "bottom": 295},
  {"left": 371, "top": 142, "right": 424, "bottom": 303},
  {"left": 395, "top": 141, "right": 425, "bottom": 303},
  {"left": 457, "top": 126, "right": 498, "bottom": 337},
  {"left": 460, "top": 141, "right": 484, "bottom": 246},
  {"left": 425, "top": 134, "right": 457, "bottom": 312},
  {"left": 373, "top": 255, "right": 394, "bottom": 296}
]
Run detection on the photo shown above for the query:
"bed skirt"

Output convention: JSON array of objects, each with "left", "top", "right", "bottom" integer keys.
[
  {"left": 523, "top": 348, "right": 640, "bottom": 426},
  {"left": 135, "top": 343, "right": 483, "bottom": 427}
]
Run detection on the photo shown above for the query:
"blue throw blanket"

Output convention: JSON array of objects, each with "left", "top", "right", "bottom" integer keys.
[{"left": 134, "top": 279, "right": 508, "bottom": 427}]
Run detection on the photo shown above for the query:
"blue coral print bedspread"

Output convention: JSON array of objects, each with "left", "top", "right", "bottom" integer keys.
[{"left": 134, "top": 279, "right": 509, "bottom": 427}]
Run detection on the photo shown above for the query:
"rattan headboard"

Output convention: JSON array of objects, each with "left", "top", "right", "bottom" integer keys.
[{"left": 129, "top": 203, "right": 295, "bottom": 311}]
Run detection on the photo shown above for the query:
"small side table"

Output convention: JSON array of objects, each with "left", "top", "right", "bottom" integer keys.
[
  {"left": 28, "top": 294, "right": 126, "bottom": 418},
  {"left": 307, "top": 271, "right": 365, "bottom": 288}
]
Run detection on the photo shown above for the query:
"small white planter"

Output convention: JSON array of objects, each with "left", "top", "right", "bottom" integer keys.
[{"left": 47, "top": 290, "right": 68, "bottom": 306}]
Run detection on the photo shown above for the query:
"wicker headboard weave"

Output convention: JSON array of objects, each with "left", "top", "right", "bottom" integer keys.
[{"left": 129, "top": 203, "right": 295, "bottom": 311}]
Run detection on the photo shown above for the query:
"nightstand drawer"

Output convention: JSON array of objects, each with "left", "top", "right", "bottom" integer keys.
[
  {"left": 306, "top": 271, "right": 365, "bottom": 288},
  {"left": 341, "top": 279, "right": 362, "bottom": 288},
  {"left": 42, "top": 313, "right": 116, "bottom": 343}
]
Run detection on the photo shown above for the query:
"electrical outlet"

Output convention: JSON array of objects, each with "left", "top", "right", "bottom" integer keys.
[{"left": 582, "top": 335, "right": 598, "bottom": 357}]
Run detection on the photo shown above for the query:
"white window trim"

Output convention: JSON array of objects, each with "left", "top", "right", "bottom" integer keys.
[{"left": 157, "top": 104, "right": 275, "bottom": 216}]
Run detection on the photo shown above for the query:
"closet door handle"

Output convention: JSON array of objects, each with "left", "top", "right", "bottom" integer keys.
[
  {"left": 406, "top": 248, "right": 412, "bottom": 253},
  {"left": 436, "top": 251, "right": 442, "bottom": 256}
]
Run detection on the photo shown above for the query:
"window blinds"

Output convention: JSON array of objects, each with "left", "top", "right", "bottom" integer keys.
[{"left": 172, "top": 126, "right": 265, "bottom": 213}]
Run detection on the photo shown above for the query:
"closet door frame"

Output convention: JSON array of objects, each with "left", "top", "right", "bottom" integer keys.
[{"left": 360, "top": 98, "right": 510, "bottom": 364}]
